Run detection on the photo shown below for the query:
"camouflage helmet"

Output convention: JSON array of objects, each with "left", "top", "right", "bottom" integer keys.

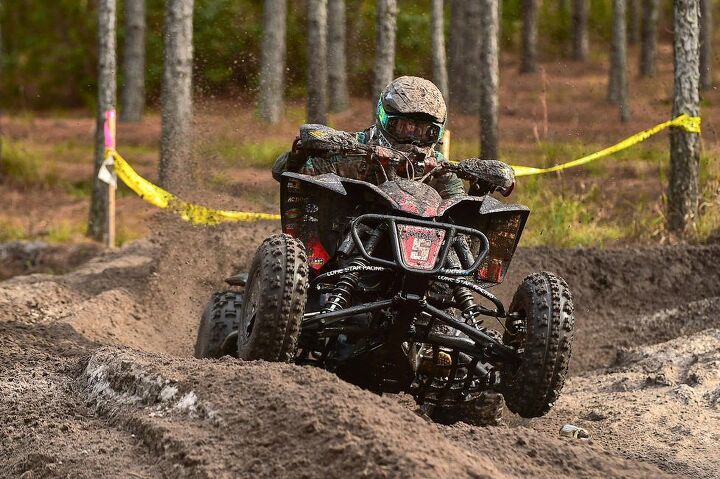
[{"left": 376, "top": 76, "right": 447, "bottom": 147}]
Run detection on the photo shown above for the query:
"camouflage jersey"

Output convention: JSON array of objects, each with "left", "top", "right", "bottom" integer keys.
[{"left": 274, "top": 125, "right": 465, "bottom": 199}]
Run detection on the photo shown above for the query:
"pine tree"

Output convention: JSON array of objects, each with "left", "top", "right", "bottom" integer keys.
[
  {"left": 258, "top": 0, "right": 288, "bottom": 124},
  {"left": 628, "top": 0, "right": 640, "bottom": 45},
  {"left": 572, "top": 0, "right": 589, "bottom": 61},
  {"left": 448, "top": 0, "right": 466, "bottom": 110},
  {"left": 88, "top": 0, "right": 116, "bottom": 241},
  {"left": 520, "top": 0, "right": 538, "bottom": 73},
  {"left": 431, "top": 0, "right": 449, "bottom": 102},
  {"left": 609, "top": 0, "right": 630, "bottom": 122},
  {"left": 372, "top": 0, "right": 397, "bottom": 102},
  {"left": 463, "top": 0, "right": 482, "bottom": 114},
  {"left": 699, "top": 0, "right": 713, "bottom": 91},
  {"left": 307, "top": 0, "right": 328, "bottom": 124},
  {"left": 120, "top": 0, "right": 145, "bottom": 122},
  {"left": 479, "top": 0, "right": 499, "bottom": 160},
  {"left": 328, "top": 0, "right": 349, "bottom": 112},
  {"left": 159, "top": 0, "right": 194, "bottom": 189},
  {"left": 668, "top": 0, "right": 701, "bottom": 233},
  {"left": 640, "top": 0, "right": 660, "bottom": 77}
]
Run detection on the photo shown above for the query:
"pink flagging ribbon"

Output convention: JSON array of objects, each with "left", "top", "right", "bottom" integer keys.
[{"left": 104, "top": 109, "right": 117, "bottom": 149}]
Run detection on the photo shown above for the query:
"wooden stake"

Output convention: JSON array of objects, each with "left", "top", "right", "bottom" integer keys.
[
  {"left": 105, "top": 109, "right": 117, "bottom": 248},
  {"left": 441, "top": 130, "right": 451, "bottom": 161}
]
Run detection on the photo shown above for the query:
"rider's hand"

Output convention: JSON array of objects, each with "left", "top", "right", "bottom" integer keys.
[
  {"left": 421, "top": 154, "right": 438, "bottom": 174},
  {"left": 371, "top": 145, "right": 395, "bottom": 163}
]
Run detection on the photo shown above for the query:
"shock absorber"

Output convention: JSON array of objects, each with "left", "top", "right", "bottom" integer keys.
[
  {"left": 323, "top": 257, "right": 367, "bottom": 312},
  {"left": 454, "top": 285, "right": 482, "bottom": 323},
  {"left": 322, "top": 225, "right": 385, "bottom": 313},
  {"left": 451, "top": 235, "right": 483, "bottom": 324}
]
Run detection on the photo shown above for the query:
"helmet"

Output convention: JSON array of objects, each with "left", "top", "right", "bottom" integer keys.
[{"left": 375, "top": 76, "right": 447, "bottom": 148}]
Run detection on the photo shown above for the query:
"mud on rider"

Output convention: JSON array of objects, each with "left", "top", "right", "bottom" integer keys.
[{"left": 274, "top": 75, "right": 512, "bottom": 198}]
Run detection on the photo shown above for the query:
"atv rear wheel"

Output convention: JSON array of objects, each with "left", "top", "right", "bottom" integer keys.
[
  {"left": 500, "top": 272, "right": 575, "bottom": 418},
  {"left": 194, "top": 291, "right": 242, "bottom": 359},
  {"left": 431, "top": 391, "right": 504, "bottom": 427},
  {"left": 237, "top": 234, "right": 308, "bottom": 362}
]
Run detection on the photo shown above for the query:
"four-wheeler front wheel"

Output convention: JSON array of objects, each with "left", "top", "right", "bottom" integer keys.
[
  {"left": 194, "top": 291, "right": 242, "bottom": 359},
  {"left": 500, "top": 272, "right": 575, "bottom": 418},
  {"left": 237, "top": 234, "right": 308, "bottom": 361}
]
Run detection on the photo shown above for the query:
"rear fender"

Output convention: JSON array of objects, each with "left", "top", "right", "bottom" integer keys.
[
  {"left": 280, "top": 172, "right": 397, "bottom": 270},
  {"left": 441, "top": 195, "right": 529, "bottom": 286}
]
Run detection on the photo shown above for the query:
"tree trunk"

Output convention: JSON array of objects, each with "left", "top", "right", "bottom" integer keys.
[
  {"left": 699, "top": 0, "right": 713, "bottom": 91},
  {"left": 159, "top": 0, "right": 194, "bottom": 189},
  {"left": 88, "top": 0, "right": 116, "bottom": 242},
  {"left": 609, "top": 0, "right": 630, "bottom": 122},
  {"left": 372, "top": 0, "right": 397, "bottom": 102},
  {"left": 328, "top": 0, "right": 349, "bottom": 112},
  {"left": 307, "top": 0, "right": 328, "bottom": 124},
  {"left": 640, "top": 0, "right": 660, "bottom": 77},
  {"left": 448, "top": 0, "right": 466, "bottom": 110},
  {"left": 668, "top": 0, "right": 701, "bottom": 233},
  {"left": 627, "top": 0, "right": 640, "bottom": 45},
  {"left": 572, "top": 0, "right": 589, "bottom": 61},
  {"left": 479, "top": 0, "right": 499, "bottom": 161},
  {"left": 431, "top": 0, "right": 449, "bottom": 102},
  {"left": 463, "top": 0, "right": 482, "bottom": 114},
  {"left": 258, "top": 0, "right": 287, "bottom": 124},
  {"left": 520, "top": 0, "right": 538, "bottom": 73},
  {"left": 120, "top": 0, "right": 145, "bottom": 122}
]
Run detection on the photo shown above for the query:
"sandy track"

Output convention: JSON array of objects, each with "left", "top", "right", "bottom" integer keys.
[{"left": 1, "top": 221, "right": 718, "bottom": 478}]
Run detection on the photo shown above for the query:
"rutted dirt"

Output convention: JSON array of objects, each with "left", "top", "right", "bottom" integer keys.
[{"left": 2, "top": 221, "right": 719, "bottom": 478}]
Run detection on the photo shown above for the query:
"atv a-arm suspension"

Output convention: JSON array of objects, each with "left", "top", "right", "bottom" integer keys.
[{"left": 302, "top": 294, "right": 518, "bottom": 363}]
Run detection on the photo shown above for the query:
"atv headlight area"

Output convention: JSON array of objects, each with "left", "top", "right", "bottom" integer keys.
[
  {"left": 397, "top": 225, "right": 446, "bottom": 270},
  {"left": 350, "top": 214, "right": 489, "bottom": 276}
]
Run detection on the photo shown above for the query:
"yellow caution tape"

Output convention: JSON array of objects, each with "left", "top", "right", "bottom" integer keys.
[
  {"left": 104, "top": 114, "right": 699, "bottom": 225},
  {"left": 106, "top": 149, "right": 281, "bottom": 225},
  {"left": 510, "top": 114, "right": 701, "bottom": 177}
]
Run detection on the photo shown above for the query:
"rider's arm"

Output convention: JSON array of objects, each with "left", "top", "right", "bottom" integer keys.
[{"left": 427, "top": 151, "right": 465, "bottom": 199}]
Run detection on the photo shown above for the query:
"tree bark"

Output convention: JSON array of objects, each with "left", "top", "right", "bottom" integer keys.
[
  {"left": 88, "top": 0, "right": 116, "bottom": 241},
  {"left": 668, "top": 0, "right": 701, "bottom": 233},
  {"left": 572, "top": 0, "right": 589, "bottom": 61},
  {"left": 609, "top": 0, "right": 630, "bottom": 122},
  {"left": 307, "top": 0, "right": 328, "bottom": 124},
  {"left": 640, "top": 0, "right": 660, "bottom": 77},
  {"left": 463, "top": 0, "right": 482, "bottom": 114},
  {"left": 372, "top": 0, "right": 397, "bottom": 102},
  {"left": 520, "top": 0, "right": 538, "bottom": 73},
  {"left": 328, "top": 0, "right": 348, "bottom": 112},
  {"left": 699, "top": 0, "right": 713, "bottom": 91},
  {"left": 628, "top": 0, "right": 640, "bottom": 45},
  {"left": 120, "top": 0, "right": 145, "bottom": 122},
  {"left": 448, "top": 0, "right": 466, "bottom": 110},
  {"left": 258, "top": 0, "right": 287, "bottom": 124},
  {"left": 159, "top": 0, "right": 194, "bottom": 189},
  {"left": 431, "top": 0, "right": 449, "bottom": 102},
  {"left": 479, "top": 0, "right": 499, "bottom": 161}
]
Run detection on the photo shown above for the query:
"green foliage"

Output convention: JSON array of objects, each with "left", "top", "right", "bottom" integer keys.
[
  {"left": 0, "top": 0, "right": 629, "bottom": 110},
  {"left": 517, "top": 176, "right": 625, "bottom": 247},
  {"left": 1, "top": 139, "right": 42, "bottom": 185},
  {"left": 0, "top": 220, "right": 27, "bottom": 241}
]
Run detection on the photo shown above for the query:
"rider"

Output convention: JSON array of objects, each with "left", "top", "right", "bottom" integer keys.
[{"left": 275, "top": 76, "right": 466, "bottom": 198}]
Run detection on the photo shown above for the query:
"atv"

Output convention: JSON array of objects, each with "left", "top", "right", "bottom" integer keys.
[{"left": 195, "top": 125, "right": 575, "bottom": 425}]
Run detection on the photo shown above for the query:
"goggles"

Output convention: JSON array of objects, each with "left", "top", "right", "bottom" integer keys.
[{"left": 377, "top": 101, "right": 444, "bottom": 146}]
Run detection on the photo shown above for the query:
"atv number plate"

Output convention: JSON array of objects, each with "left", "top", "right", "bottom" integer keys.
[{"left": 397, "top": 225, "right": 446, "bottom": 270}]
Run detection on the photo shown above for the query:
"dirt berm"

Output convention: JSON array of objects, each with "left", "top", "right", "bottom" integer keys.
[{"left": 1, "top": 221, "right": 719, "bottom": 478}]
